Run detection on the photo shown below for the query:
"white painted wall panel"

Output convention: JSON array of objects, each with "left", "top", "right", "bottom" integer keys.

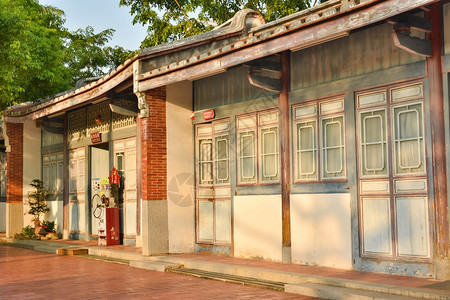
[
  {"left": 234, "top": 195, "right": 282, "bottom": 261},
  {"left": 291, "top": 193, "right": 352, "bottom": 269},
  {"left": 167, "top": 81, "right": 195, "bottom": 253}
]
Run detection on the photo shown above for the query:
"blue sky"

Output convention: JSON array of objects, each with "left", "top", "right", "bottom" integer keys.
[{"left": 39, "top": 0, "right": 148, "bottom": 51}]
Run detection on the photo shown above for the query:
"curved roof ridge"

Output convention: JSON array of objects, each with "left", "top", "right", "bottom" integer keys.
[{"left": 139, "top": 9, "right": 265, "bottom": 56}]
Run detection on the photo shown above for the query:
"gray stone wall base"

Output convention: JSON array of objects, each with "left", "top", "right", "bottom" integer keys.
[
  {"left": 435, "top": 258, "right": 450, "bottom": 280},
  {"left": 142, "top": 200, "right": 169, "bottom": 256}
]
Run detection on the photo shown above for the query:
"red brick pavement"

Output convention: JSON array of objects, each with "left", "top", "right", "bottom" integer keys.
[{"left": 0, "top": 245, "right": 316, "bottom": 300}]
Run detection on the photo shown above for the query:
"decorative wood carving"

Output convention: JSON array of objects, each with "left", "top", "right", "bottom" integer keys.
[{"left": 135, "top": 92, "right": 149, "bottom": 118}]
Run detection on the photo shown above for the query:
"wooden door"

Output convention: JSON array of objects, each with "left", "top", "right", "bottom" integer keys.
[{"left": 195, "top": 120, "right": 232, "bottom": 245}]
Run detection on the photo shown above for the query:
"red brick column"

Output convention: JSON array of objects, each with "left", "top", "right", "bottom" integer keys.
[
  {"left": 141, "top": 87, "right": 167, "bottom": 201},
  {"left": 6, "top": 122, "right": 23, "bottom": 204},
  {"left": 139, "top": 87, "right": 169, "bottom": 255}
]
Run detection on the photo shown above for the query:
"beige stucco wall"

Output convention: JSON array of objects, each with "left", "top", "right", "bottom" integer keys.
[
  {"left": 22, "top": 119, "right": 42, "bottom": 227},
  {"left": 166, "top": 81, "right": 195, "bottom": 253},
  {"left": 234, "top": 195, "right": 282, "bottom": 261},
  {"left": 291, "top": 193, "right": 352, "bottom": 269},
  {"left": 6, "top": 202, "right": 23, "bottom": 237}
]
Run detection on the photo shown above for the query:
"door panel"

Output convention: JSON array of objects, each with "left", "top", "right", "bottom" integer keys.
[
  {"left": 362, "top": 197, "right": 391, "bottom": 254},
  {"left": 196, "top": 121, "right": 231, "bottom": 245},
  {"left": 396, "top": 196, "right": 429, "bottom": 256},
  {"left": 114, "top": 138, "right": 137, "bottom": 239},
  {"left": 69, "top": 148, "right": 85, "bottom": 235},
  {"left": 356, "top": 83, "right": 430, "bottom": 259},
  {"left": 215, "top": 200, "right": 231, "bottom": 243},
  {"left": 198, "top": 200, "right": 214, "bottom": 241}
]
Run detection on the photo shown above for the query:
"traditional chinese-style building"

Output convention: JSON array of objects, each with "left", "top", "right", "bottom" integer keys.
[{"left": 2, "top": 0, "right": 450, "bottom": 279}]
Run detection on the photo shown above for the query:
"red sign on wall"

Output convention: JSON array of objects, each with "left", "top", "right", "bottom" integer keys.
[
  {"left": 91, "top": 132, "right": 102, "bottom": 143},
  {"left": 203, "top": 109, "right": 215, "bottom": 120}
]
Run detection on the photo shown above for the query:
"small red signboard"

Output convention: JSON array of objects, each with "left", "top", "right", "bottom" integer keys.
[
  {"left": 109, "top": 167, "right": 121, "bottom": 187},
  {"left": 203, "top": 109, "right": 215, "bottom": 120},
  {"left": 91, "top": 132, "right": 102, "bottom": 143}
]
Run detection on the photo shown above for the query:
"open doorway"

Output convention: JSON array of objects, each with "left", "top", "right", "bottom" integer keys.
[{"left": 90, "top": 143, "right": 109, "bottom": 237}]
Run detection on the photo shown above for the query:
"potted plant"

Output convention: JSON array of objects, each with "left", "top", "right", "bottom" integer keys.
[
  {"left": 41, "top": 220, "right": 59, "bottom": 239},
  {"left": 25, "top": 179, "right": 50, "bottom": 235}
]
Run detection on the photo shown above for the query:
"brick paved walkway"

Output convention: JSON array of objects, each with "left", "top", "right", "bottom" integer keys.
[
  {"left": 0, "top": 244, "right": 316, "bottom": 300},
  {"left": 19, "top": 236, "right": 449, "bottom": 292}
]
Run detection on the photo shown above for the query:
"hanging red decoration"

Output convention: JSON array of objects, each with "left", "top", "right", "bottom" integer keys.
[{"left": 109, "top": 167, "right": 121, "bottom": 187}]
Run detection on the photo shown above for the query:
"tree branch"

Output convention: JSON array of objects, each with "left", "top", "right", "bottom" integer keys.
[
  {"left": 238, "top": 0, "right": 248, "bottom": 9},
  {"left": 174, "top": 0, "right": 189, "bottom": 23}
]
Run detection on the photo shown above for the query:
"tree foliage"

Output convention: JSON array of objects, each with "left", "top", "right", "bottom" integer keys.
[
  {"left": 0, "top": 0, "right": 72, "bottom": 109},
  {"left": 64, "top": 26, "right": 134, "bottom": 82},
  {"left": 120, "top": 0, "right": 312, "bottom": 48},
  {"left": 0, "top": 0, "right": 132, "bottom": 110}
]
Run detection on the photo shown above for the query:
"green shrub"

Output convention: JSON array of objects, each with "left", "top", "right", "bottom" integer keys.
[
  {"left": 21, "top": 225, "right": 35, "bottom": 238},
  {"left": 41, "top": 220, "right": 56, "bottom": 233}
]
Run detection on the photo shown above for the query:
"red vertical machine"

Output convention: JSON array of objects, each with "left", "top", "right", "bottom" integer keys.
[
  {"left": 92, "top": 174, "right": 121, "bottom": 246},
  {"left": 98, "top": 207, "right": 120, "bottom": 246}
]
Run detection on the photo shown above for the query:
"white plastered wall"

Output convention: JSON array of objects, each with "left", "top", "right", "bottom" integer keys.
[
  {"left": 45, "top": 200, "right": 63, "bottom": 233},
  {"left": 22, "top": 119, "right": 42, "bottom": 227},
  {"left": 291, "top": 193, "right": 352, "bottom": 269},
  {"left": 166, "top": 81, "right": 195, "bottom": 253},
  {"left": 234, "top": 195, "right": 282, "bottom": 261}
]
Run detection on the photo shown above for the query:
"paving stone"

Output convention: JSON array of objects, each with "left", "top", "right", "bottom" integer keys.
[{"left": 0, "top": 244, "right": 311, "bottom": 299}]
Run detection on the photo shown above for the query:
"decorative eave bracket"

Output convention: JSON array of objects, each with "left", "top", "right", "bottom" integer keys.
[
  {"left": 135, "top": 92, "right": 149, "bottom": 118},
  {"left": 388, "top": 13, "right": 432, "bottom": 57},
  {"left": 133, "top": 60, "right": 149, "bottom": 118},
  {"left": 244, "top": 57, "right": 282, "bottom": 93}
]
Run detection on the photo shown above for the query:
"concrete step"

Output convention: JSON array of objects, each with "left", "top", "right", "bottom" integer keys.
[
  {"left": 154, "top": 256, "right": 450, "bottom": 299},
  {"left": 34, "top": 245, "right": 60, "bottom": 254},
  {"left": 0, "top": 242, "right": 35, "bottom": 250},
  {"left": 286, "top": 282, "right": 416, "bottom": 300},
  {"left": 169, "top": 267, "right": 285, "bottom": 291},
  {"left": 78, "top": 254, "right": 130, "bottom": 265},
  {"left": 130, "top": 260, "right": 183, "bottom": 272},
  {"left": 2, "top": 237, "right": 73, "bottom": 250},
  {"left": 87, "top": 247, "right": 143, "bottom": 261}
]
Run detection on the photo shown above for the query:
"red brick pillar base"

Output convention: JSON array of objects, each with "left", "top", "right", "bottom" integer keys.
[{"left": 140, "top": 87, "right": 169, "bottom": 255}]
